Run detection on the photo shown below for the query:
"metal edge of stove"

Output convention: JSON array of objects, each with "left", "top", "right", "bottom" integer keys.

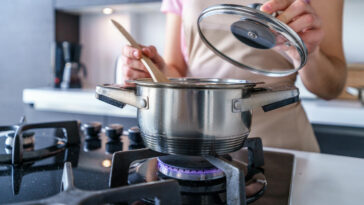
[{"left": 288, "top": 153, "right": 296, "bottom": 205}]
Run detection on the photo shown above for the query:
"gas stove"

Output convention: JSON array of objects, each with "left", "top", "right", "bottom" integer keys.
[{"left": 0, "top": 119, "right": 294, "bottom": 205}]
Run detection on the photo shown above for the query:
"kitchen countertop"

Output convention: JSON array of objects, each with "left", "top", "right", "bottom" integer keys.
[
  {"left": 266, "top": 147, "right": 364, "bottom": 205},
  {"left": 300, "top": 98, "right": 364, "bottom": 127},
  {"left": 23, "top": 87, "right": 364, "bottom": 127},
  {"left": 23, "top": 87, "right": 137, "bottom": 118}
]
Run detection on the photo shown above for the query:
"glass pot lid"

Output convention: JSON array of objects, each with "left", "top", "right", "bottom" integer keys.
[
  {"left": 127, "top": 78, "right": 263, "bottom": 88},
  {"left": 197, "top": 4, "right": 308, "bottom": 77}
]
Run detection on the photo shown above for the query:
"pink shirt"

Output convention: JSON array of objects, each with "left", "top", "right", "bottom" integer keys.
[{"left": 160, "top": 0, "right": 188, "bottom": 62}]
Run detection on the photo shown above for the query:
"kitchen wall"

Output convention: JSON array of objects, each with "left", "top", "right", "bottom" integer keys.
[
  {"left": 0, "top": 0, "right": 54, "bottom": 124},
  {"left": 80, "top": 13, "right": 131, "bottom": 88},
  {"left": 80, "top": 5, "right": 165, "bottom": 88},
  {"left": 343, "top": 0, "right": 364, "bottom": 63}
]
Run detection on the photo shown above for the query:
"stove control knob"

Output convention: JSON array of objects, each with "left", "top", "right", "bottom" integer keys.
[
  {"left": 105, "top": 124, "right": 123, "bottom": 154},
  {"left": 82, "top": 122, "right": 102, "bottom": 138},
  {"left": 128, "top": 126, "right": 142, "bottom": 142},
  {"left": 104, "top": 124, "right": 123, "bottom": 140},
  {"left": 128, "top": 126, "right": 145, "bottom": 149}
]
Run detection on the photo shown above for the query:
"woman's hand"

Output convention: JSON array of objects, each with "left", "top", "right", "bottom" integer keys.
[
  {"left": 121, "top": 45, "right": 165, "bottom": 83},
  {"left": 262, "top": 0, "right": 346, "bottom": 100},
  {"left": 261, "top": 0, "right": 324, "bottom": 54}
]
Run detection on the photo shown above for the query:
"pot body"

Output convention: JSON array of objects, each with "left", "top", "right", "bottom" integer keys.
[
  {"left": 136, "top": 85, "right": 252, "bottom": 156},
  {"left": 96, "top": 78, "right": 299, "bottom": 156}
]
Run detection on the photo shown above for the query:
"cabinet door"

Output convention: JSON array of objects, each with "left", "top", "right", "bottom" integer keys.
[{"left": 313, "top": 124, "right": 364, "bottom": 158}]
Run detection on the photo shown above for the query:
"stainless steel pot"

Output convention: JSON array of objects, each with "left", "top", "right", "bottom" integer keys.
[{"left": 96, "top": 78, "right": 299, "bottom": 156}]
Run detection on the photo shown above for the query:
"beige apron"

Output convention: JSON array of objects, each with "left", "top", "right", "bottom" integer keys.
[{"left": 181, "top": 0, "right": 320, "bottom": 152}]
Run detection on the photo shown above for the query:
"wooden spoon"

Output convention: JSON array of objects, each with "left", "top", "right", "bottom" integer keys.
[{"left": 111, "top": 19, "right": 170, "bottom": 83}]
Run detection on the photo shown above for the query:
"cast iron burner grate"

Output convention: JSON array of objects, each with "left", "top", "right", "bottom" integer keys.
[
  {"left": 15, "top": 162, "right": 181, "bottom": 205},
  {"left": 0, "top": 118, "right": 80, "bottom": 165},
  {"left": 0, "top": 145, "right": 80, "bottom": 195},
  {"left": 109, "top": 138, "right": 267, "bottom": 205}
]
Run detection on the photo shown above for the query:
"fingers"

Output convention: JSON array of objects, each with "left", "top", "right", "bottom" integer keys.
[
  {"left": 261, "top": 0, "right": 294, "bottom": 14},
  {"left": 122, "top": 45, "right": 160, "bottom": 71},
  {"left": 288, "top": 13, "right": 321, "bottom": 33},
  {"left": 276, "top": 0, "right": 314, "bottom": 23},
  {"left": 262, "top": 0, "right": 314, "bottom": 24},
  {"left": 123, "top": 45, "right": 142, "bottom": 59},
  {"left": 122, "top": 45, "right": 158, "bottom": 59},
  {"left": 260, "top": 0, "right": 323, "bottom": 54},
  {"left": 120, "top": 45, "right": 157, "bottom": 83},
  {"left": 120, "top": 44, "right": 164, "bottom": 83},
  {"left": 299, "top": 29, "right": 325, "bottom": 53},
  {"left": 123, "top": 56, "right": 145, "bottom": 71},
  {"left": 123, "top": 66, "right": 150, "bottom": 80},
  {"left": 120, "top": 65, "right": 150, "bottom": 87}
]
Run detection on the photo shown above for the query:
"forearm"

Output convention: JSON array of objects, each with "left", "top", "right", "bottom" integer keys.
[
  {"left": 162, "top": 13, "right": 187, "bottom": 79},
  {"left": 163, "top": 64, "right": 185, "bottom": 78},
  {"left": 299, "top": 48, "right": 347, "bottom": 100}
]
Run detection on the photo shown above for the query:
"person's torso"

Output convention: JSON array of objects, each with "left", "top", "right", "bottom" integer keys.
[{"left": 178, "top": 0, "right": 319, "bottom": 152}]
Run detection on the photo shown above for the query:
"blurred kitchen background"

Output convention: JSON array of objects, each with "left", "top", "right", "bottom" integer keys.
[{"left": 0, "top": 0, "right": 364, "bottom": 157}]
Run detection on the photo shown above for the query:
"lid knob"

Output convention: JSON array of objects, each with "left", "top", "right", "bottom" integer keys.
[{"left": 128, "top": 126, "right": 145, "bottom": 149}]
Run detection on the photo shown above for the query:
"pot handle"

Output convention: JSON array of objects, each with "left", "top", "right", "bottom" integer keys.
[
  {"left": 232, "top": 84, "right": 299, "bottom": 113},
  {"left": 95, "top": 84, "right": 148, "bottom": 109}
]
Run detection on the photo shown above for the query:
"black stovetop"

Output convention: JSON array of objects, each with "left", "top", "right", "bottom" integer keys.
[
  {"left": 0, "top": 121, "right": 294, "bottom": 205},
  {"left": 0, "top": 125, "right": 112, "bottom": 204}
]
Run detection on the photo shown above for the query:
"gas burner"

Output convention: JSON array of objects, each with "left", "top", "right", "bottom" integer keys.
[
  {"left": 129, "top": 156, "right": 267, "bottom": 204},
  {"left": 157, "top": 155, "right": 225, "bottom": 181}
]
